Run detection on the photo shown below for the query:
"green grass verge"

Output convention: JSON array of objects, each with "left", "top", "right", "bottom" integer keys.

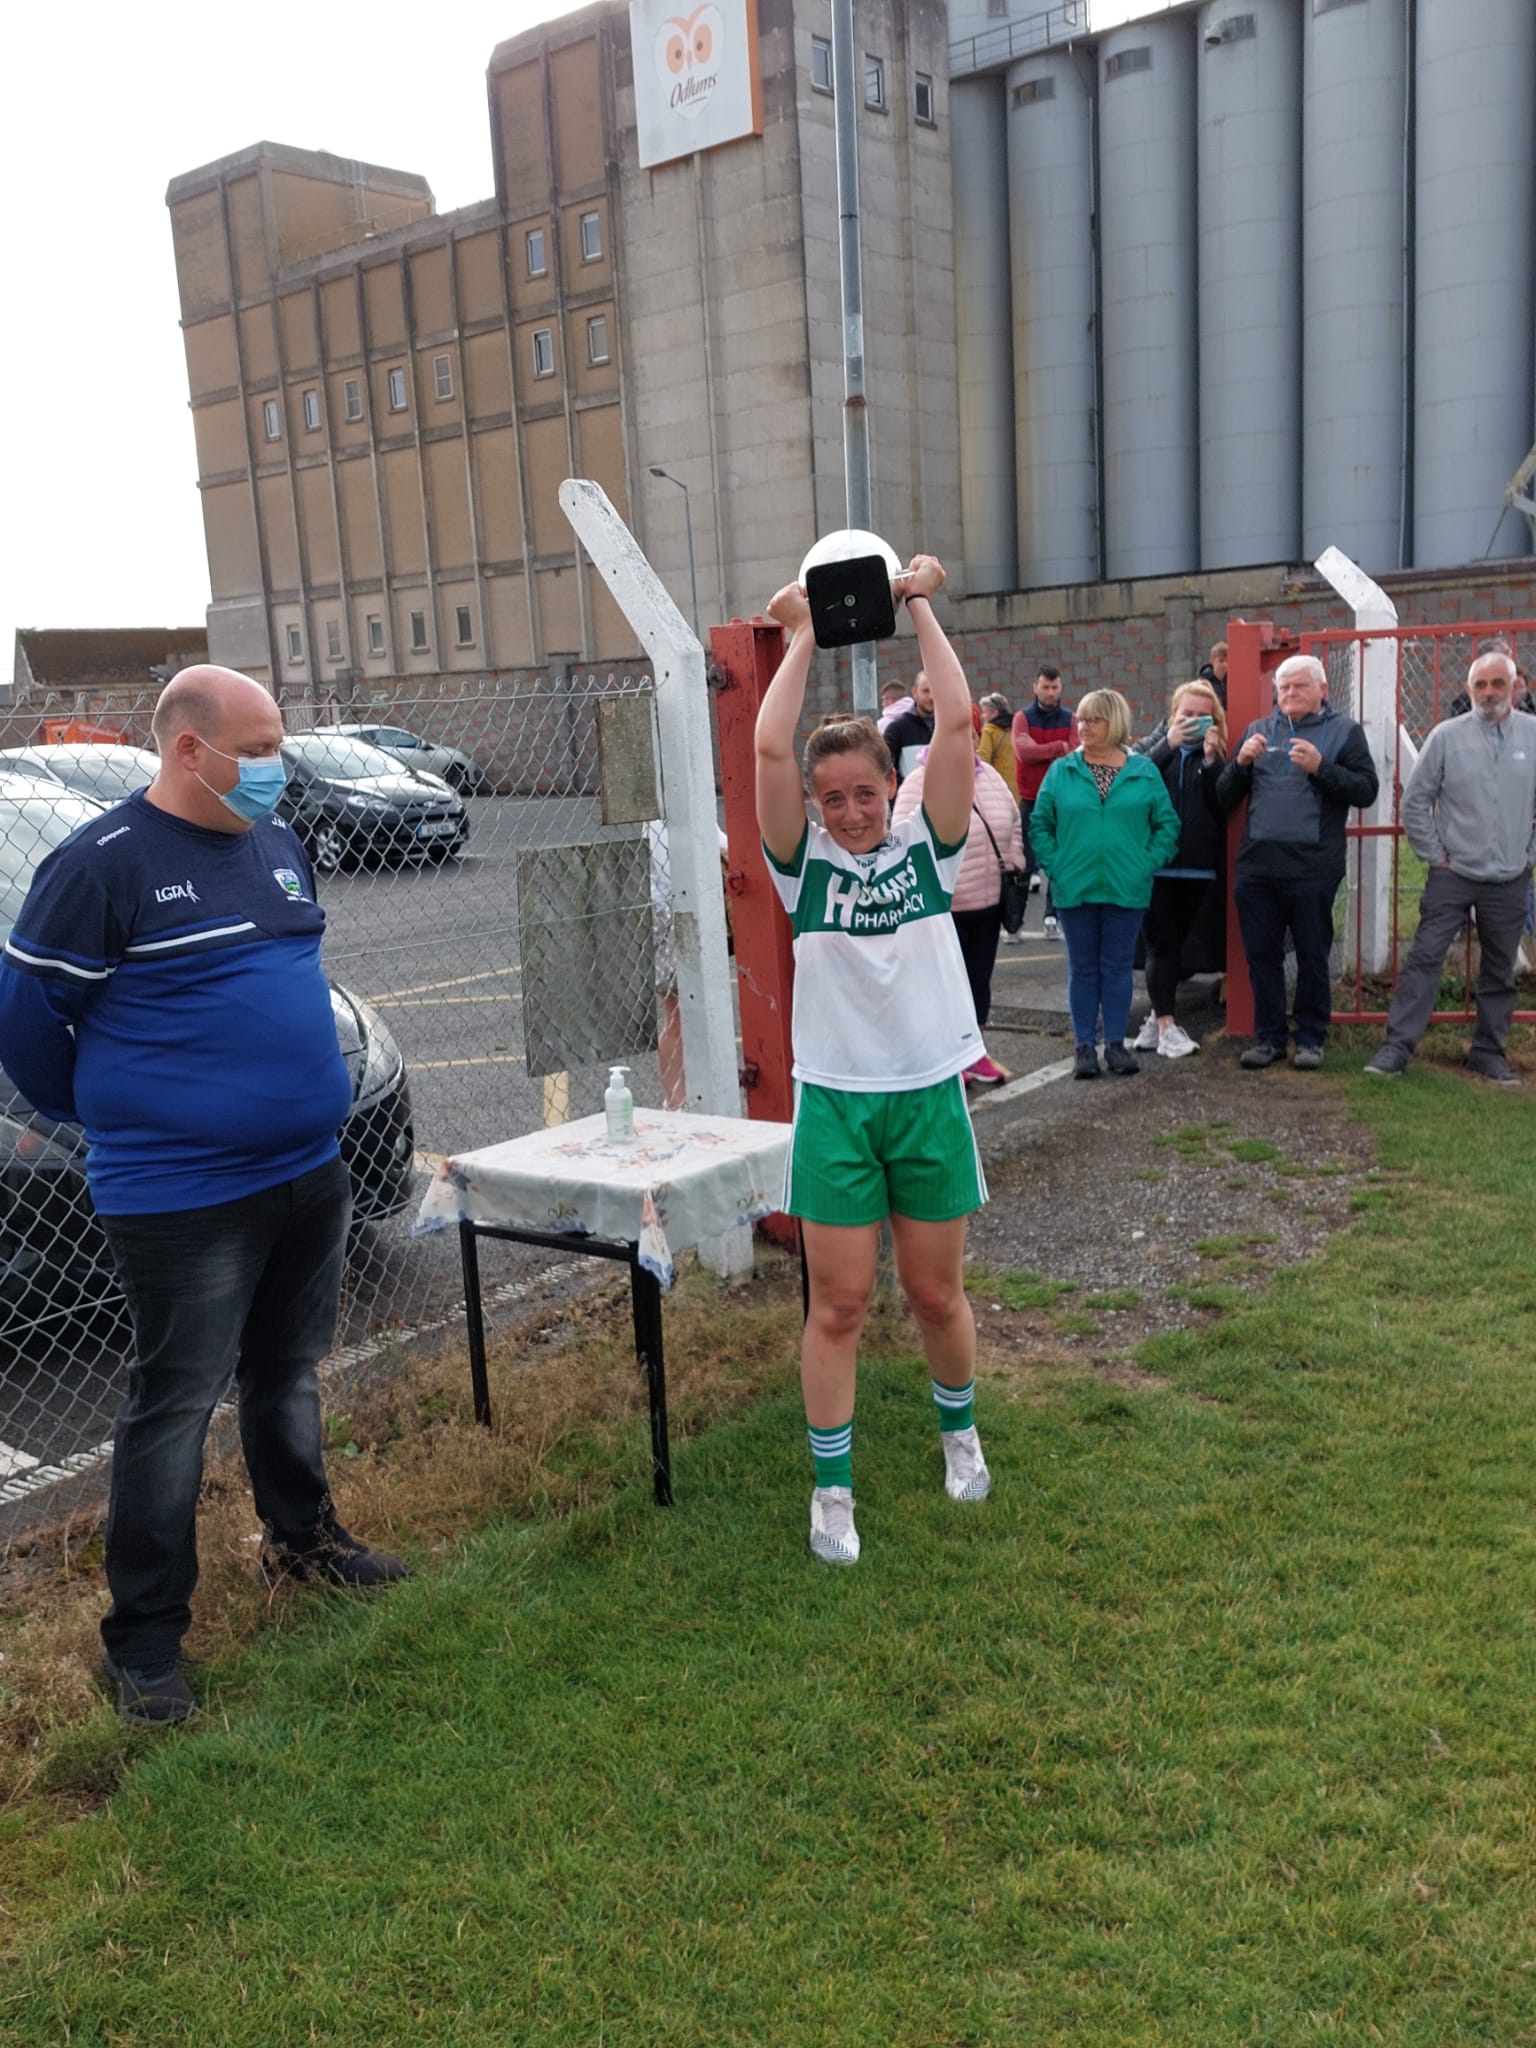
[{"left": 4, "top": 1072, "right": 1536, "bottom": 2044}]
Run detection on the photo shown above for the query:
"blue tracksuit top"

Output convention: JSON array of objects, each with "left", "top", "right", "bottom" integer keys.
[{"left": 0, "top": 791, "right": 351, "bottom": 1215}]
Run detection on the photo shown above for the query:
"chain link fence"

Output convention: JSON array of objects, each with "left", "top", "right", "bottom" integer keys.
[{"left": 0, "top": 669, "right": 681, "bottom": 1548}]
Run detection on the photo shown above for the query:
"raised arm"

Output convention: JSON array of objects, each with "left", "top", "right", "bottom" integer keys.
[
  {"left": 903, "top": 555, "right": 973, "bottom": 846},
  {"left": 755, "top": 583, "right": 815, "bottom": 865}
]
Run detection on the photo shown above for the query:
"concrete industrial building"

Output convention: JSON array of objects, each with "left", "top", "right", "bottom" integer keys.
[
  {"left": 166, "top": 0, "right": 958, "bottom": 684},
  {"left": 167, "top": 0, "right": 1536, "bottom": 697},
  {"left": 948, "top": 0, "right": 1536, "bottom": 589}
]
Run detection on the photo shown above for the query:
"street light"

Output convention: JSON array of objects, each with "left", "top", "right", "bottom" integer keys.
[{"left": 648, "top": 465, "right": 701, "bottom": 642}]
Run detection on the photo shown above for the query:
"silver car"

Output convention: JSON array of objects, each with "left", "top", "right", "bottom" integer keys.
[
  {"left": 0, "top": 744, "right": 161, "bottom": 805},
  {"left": 326, "top": 723, "right": 491, "bottom": 795}
]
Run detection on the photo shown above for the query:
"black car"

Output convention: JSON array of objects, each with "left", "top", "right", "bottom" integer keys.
[
  {"left": 279, "top": 733, "right": 469, "bottom": 874},
  {"left": 0, "top": 786, "right": 417, "bottom": 1350}
]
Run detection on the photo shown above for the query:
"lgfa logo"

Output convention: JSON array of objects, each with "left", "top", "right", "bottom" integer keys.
[
  {"left": 655, "top": 4, "right": 724, "bottom": 117},
  {"left": 154, "top": 879, "right": 200, "bottom": 905}
]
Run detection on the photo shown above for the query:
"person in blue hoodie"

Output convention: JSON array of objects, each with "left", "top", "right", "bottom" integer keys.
[{"left": 1217, "top": 655, "right": 1379, "bottom": 1070}]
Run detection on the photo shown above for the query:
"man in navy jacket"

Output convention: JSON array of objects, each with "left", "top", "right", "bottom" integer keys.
[
  {"left": 1217, "top": 655, "right": 1379, "bottom": 1070},
  {"left": 0, "top": 666, "right": 407, "bottom": 1725}
]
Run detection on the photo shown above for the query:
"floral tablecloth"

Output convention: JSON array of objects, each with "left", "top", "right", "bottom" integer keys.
[{"left": 412, "top": 1109, "right": 794, "bottom": 1288}]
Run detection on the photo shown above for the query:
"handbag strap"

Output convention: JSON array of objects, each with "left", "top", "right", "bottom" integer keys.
[{"left": 973, "top": 806, "right": 1008, "bottom": 868}]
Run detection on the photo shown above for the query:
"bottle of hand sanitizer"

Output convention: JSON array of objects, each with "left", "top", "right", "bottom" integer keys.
[{"left": 604, "top": 1064, "right": 634, "bottom": 1142}]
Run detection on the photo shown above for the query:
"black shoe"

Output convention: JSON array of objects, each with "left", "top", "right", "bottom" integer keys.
[
  {"left": 1465, "top": 1050, "right": 1521, "bottom": 1087},
  {"left": 1240, "top": 1043, "right": 1284, "bottom": 1069},
  {"left": 261, "top": 1520, "right": 412, "bottom": 1590},
  {"left": 1364, "top": 1044, "right": 1410, "bottom": 1077},
  {"left": 1103, "top": 1041, "right": 1140, "bottom": 1077},
  {"left": 100, "top": 1653, "right": 197, "bottom": 1727},
  {"left": 1073, "top": 1041, "right": 1101, "bottom": 1080}
]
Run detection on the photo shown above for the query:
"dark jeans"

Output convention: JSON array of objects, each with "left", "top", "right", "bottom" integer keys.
[
  {"left": 1144, "top": 876, "right": 1219, "bottom": 1017},
  {"left": 1019, "top": 799, "right": 1054, "bottom": 918},
  {"left": 1056, "top": 902, "right": 1146, "bottom": 1045},
  {"left": 1233, "top": 872, "right": 1338, "bottom": 1051},
  {"left": 1384, "top": 866, "right": 1530, "bottom": 1057},
  {"left": 99, "top": 1155, "right": 351, "bottom": 1670},
  {"left": 952, "top": 902, "right": 1003, "bottom": 1030}
]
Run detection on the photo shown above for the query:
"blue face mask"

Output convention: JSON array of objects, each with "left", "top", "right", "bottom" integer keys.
[{"left": 195, "top": 736, "right": 289, "bottom": 823}]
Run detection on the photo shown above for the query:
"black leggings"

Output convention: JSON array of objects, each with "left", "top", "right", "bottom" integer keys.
[
  {"left": 952, "top": 903, "right": 1003, "bottom": 1030},
  {"left": 1142, "top": 877, "right": 1218, "bottom": 1018}
]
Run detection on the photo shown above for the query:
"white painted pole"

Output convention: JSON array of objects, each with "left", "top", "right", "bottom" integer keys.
[
  {"left": 559, "top": 477, "right": 750, "bottom": 1277},
  {"left": 1313, "top": 545, "right": 1410, "bottom": 975}
]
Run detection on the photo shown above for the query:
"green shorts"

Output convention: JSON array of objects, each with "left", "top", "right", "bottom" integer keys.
[{"left": 783, "top": 1076, "right": 989, "bottom": 1227}]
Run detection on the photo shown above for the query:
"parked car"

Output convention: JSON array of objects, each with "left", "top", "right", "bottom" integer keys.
[
  {"left": 326, "top": 723, "right": 492, "bottom": 795},
  {"left": 0, "top": 744, "right": 160, "bottom": 805},
  {"left": 279, "top": 733, "right": 470, "bottom": 874},
  {"left": 0, "top": 786, "right": 417, "bottom": 1351}
]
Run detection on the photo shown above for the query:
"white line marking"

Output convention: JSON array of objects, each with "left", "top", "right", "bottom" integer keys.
[
  {"left": 970, "top": 1056, "right": 1075, "bottom": 1110},
  {"left": 0, "top": 1440, "right": 40, "bottom": 1479}
]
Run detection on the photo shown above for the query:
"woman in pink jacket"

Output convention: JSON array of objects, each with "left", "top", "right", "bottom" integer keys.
[{"left": 894, "top": 744, "right": 1024, "bottom": 1087}]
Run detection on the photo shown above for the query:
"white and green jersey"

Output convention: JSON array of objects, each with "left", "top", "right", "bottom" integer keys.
[{"left": 764, "top": 810, "right": 982, "bottom": 1091}]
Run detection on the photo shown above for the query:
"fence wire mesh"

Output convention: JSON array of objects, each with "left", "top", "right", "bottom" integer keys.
[{"left": 0, "top": 670, "right": 671, "bottom": 1546}]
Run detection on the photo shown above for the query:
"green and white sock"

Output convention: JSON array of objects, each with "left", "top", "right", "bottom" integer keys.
[
  {"left": 807, "top": 1420, "right": 854, "bottom": 1491},
  {"left": 931, "top": 1377, "right": 975, "bottom": 1434}
]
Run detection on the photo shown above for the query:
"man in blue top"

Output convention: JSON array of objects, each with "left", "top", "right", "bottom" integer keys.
[{"left": 0, "top": 666, "right": 407, "bottom": 1726}]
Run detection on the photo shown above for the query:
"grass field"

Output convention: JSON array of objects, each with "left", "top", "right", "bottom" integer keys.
[{"left": 3, "top": 1065, "right": 1535, "bottom": 2045}]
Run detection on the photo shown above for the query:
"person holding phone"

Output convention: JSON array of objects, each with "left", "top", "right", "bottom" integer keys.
[
  {"left": 1217, "top": 654, "right": 1379, "bottom": 1069},
  {"left": 1129, "top": 680, "right": 1228, "bottom": 1058}
]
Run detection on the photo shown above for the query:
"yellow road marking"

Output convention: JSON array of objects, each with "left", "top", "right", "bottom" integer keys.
[
  {"left": 407, "top": 1053, "right": 527, "bottom": 1070},
  {"left": 368, "top": 966, "right": 521, "bottom": 1001},
  {"left": 372, "top": 994, "right": 519, "bottom": 1008}
]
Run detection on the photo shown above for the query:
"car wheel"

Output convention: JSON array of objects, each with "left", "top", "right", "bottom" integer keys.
[{"left": 310, "top": 822, "right": 348, "bottom": 874}]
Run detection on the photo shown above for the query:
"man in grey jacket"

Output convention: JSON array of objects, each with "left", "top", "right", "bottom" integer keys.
[{"left": 1365, "top": 651, "right": 1536, "bottom": 1086}]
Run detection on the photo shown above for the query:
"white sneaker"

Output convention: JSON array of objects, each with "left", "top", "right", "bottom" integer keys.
[
  {"left": 942, "top": 1425, "right": 991, "bottom": 1501},
  {"left": 1043, "top": 916, "right": 1061, "bottom": 940},
  {"left": 1158, "top": 1022, "right": 1199, "bottom": 1059},
  {"left": 809, "top": 1486, "right": 860, "bottom": 1565},
  {"left": 1131, "top": 1013, "right": 1161, "bottom": 1051}
]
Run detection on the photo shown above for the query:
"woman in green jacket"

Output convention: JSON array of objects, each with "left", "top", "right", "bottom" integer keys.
[{"left": 1029, "top": 689, "right": 1180, "bottom": 1079}]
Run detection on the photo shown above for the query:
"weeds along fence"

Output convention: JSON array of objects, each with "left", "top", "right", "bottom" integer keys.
[{"left": 0, "top": 668, "right": 674, "bottom": 1547}]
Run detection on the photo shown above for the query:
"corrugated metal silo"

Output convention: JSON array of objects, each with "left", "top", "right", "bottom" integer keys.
[
  {"left": 1301, "top": 0, "right": 1408, "bottom": 570},
  {"left": 1005, "top": 52, "right": 1099, "bottom": 587},
  {"left": 1197, "top": 0, "right": 1302, "bottom": 568},
  {"left": 1098, "top": 18, "right": 1199, "bottom": 579},
  {"left": 952, "top": 76, "right": 1018, "bottom": 594},
  {"left": 1413, "top": 0, "right": 1536, "bottom": 566}
]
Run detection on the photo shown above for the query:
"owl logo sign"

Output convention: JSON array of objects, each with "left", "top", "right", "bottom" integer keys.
[
  {"left": 656, "top": 5, "right": 724, "bottom": 119},
  {"left": 631, "top": 0, "right": 762, "bottom": 169}
]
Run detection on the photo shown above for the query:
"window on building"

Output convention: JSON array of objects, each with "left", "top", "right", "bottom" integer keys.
[
  {"left": 410, "top": 609, "right": 429, "bottom": 652},
  {"left": 526, "top": 227, "right": 547, "bottom": 277},
  {"left": 1012, "top": 76, "right": 1055, "bottom": 106},
  {"left": 988, "top": 0, "right": 1008, "bottom": 18},
  {"left": 344, "top": 377, "right": 363, "bottom": 422},
  {"left": 302, "top": 388, "right": 321, "bottom": 432},
  {"left": 811, "top": 35, "right": 833, "bottom": 92},
  {"left": 367, "top": 615, "right": 385, "bottom": 656},
  {"left": 1104, "top": 45, "right": 1153, "bottom": 78},
  {"left": 915, "top": 72, "right": 935, "bottom": 123},
  {"left": 286, "top": 625, "right": 303, "bottom": 663},
  {"left": 580, "top": 210, "right": 603, "bottom": 262},
  {"left": 863, "top": 54, "right": 886, "bottom": 109},
  {"left": 387, "top": 366, "right": 409, "bottom": 412},
  {"left": 586, "top": 314, "right": 610, "bottom": 366},
  {"left": 262, "top": 399, "right": 281, "bottom": 441},
  {"left": 455, "top": 605, "right": 475, "bottom": 647},
  {"left": 532, "top": 328, "right": 555, "bottom": 377},
  {"left": 325, "top": 619, "right": 342, "bottom": 660},
  {"left": 433, "top": 354, "right": 453, "bottom": 401}
]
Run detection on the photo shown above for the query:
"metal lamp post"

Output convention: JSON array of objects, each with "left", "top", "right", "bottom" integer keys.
[{"left": 648, "top": 466, "right": 701, "bottom": 641}]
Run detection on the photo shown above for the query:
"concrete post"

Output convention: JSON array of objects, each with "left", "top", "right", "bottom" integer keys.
[{"left": 559, "top": 477, "right": 749, "bottom": 1276}]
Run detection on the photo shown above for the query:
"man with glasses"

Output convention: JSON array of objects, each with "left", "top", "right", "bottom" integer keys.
[
  {"left": 1365, "top": 651, "right": 1536, "bottom": 1086},
  {"left": 1217, "top": 654, "right": 1378, "bottom": 1070}
]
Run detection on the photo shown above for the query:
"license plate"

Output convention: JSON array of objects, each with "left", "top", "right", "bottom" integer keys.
[{"left": 417, "top": 819, "right": 458, "bottom": 839}]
